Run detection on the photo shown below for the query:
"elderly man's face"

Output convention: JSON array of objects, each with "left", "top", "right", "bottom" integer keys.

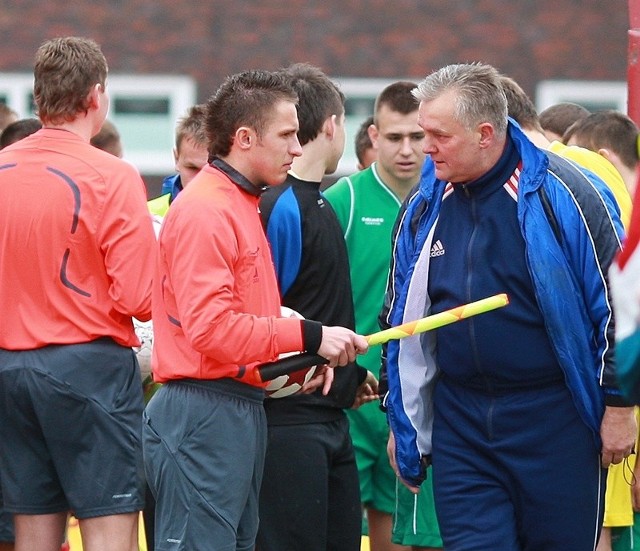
[{"left": 418, "top": 90, "right": 488, "bottom": 184}]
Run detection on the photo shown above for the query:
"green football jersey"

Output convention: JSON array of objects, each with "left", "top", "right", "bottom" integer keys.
[{"left": 325, "top": 163, "right": 402, "bottom": 376}]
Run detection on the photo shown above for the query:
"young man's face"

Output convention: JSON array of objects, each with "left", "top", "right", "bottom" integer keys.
[
  {"left": 370, "top": 104, "right": 426, "bottom": 187},
  {"left": 418, "top": 90, "right": 487, "bottom": 184},
  {"left": 174, "top": 136, "right": 208, "bottom": 188},
  {"left": 250, "top": 100, "right": 302, "bottom": 187}
]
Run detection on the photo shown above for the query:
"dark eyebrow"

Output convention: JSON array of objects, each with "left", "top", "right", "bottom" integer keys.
[{"left": 385, "top": 132, "right": 424, "bottom": 139}]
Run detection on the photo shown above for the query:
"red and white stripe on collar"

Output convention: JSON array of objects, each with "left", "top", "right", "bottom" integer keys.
[{"left": 503, "top": 161, "right": 523, "bottom": 201}]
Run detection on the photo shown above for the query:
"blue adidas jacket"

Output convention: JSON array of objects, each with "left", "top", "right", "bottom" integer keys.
[{"left": 383, "top": 121, "right": 625, "bottom": 487}]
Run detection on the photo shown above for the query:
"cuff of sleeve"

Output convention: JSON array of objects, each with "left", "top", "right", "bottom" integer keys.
[
  {"left": 604, "top": 391, "right": 634, "bottom": 407},
  {"left": 302, "top": 320, "right": 323, "bottom": 354},
  {"left": 604, "top": 387, "right": 635, "bottom": 408}
]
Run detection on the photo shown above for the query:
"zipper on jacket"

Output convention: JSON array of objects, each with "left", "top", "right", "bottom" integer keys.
[{"left": 465, "top": 194, "right": 488, "bottom": 388}]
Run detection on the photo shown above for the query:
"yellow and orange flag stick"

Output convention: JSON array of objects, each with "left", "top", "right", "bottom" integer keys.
[
  {"left": 365, "top": 293, "right": 509, "bottom": 346},
  {"left": 255, "top": 293, "right": 510, "bottom": 382}
]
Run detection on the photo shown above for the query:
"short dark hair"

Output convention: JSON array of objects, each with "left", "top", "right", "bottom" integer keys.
[
  {"left": 500, "top": 75, "right": 543, "bottom": 133},
  {"left": 355, "top": 115, "right": 374, "bottom": 165},
  {"left": 205, "top": 70, "right": 298, "bottom": 158},
  {"left": 34, "top": 36, "right": 108, "bottom": 125},
  {"left": 374, "top": 81, "right": 418, "bottom": 125},
  {"left": 281, "top": 63, "right": 344, "bottom": 146},
  {"left": 539, "top": 102, "right": 590, "bottom": 139},
  {"left": 0, "top": 118, "right": 42, "bottom": 149},
  {"left": 564, "top": 110, "right": 639, "bottom": 171},
  {"left": 90, "top": 119, "right": 121, "bottom": 156}
]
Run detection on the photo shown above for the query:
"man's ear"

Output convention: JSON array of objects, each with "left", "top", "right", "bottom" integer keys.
[
  {"left": 597, "top": 148, "right": 616, "bottom": 164},
  {"left": 323, "top": 114, "right": 337, "bottom": 140},
  {"left": 368, "top": 124, "right": 380, "bottom": 148},
  {"left": 235, "top": 127, "right": 254, "bottom": 150},
  {"left": 477, "top": 122, "right": 495, "bottom": 149},
  {"left": 88, "top": 83, "right": 102, "bottom": 110}
]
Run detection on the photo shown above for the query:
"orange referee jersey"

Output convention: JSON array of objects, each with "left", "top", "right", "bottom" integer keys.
[
  {"left": 0, "top": 128, "right": 156, "bottom": 349},
  {"left": 151, "top": 163, "right": 304, "bottom": 385}
]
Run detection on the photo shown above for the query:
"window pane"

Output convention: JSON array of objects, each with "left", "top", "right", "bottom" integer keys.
[{"left": 114, "top": 97, "right": 170, "bottom": 115}]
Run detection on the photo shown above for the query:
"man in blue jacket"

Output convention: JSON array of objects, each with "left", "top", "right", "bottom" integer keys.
[{"left": 382, "top": 62, "right": 637, "bottom": 550}]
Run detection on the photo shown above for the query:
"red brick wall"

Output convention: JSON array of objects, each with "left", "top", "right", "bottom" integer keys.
[{"left": 0, "top": 0, "right": 629, "bottom": 101}]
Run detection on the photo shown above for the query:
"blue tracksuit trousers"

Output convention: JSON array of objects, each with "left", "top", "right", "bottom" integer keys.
[{"left": 431, "top": 377, "right": 606, "bottom": 550}]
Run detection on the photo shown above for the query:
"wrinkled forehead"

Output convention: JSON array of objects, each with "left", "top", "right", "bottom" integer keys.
[{"left": 417, "top": 91, "right": 460, "bottom": 130}]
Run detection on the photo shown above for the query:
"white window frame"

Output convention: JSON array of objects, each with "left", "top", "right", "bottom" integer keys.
[
  {"left": 536, "top": 80, "right": 627, "bottom": 113},
  {"left": 105, "top": 75, "right": 197, "bottom": 174},
  {"left": 0, "top": 72, "right": 35, "bottom": 116},
  {"left": 0, "top": 72, "right": 197, "bottom": 175}
]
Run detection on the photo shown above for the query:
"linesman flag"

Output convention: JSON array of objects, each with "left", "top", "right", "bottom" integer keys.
[{"left": 610, "top": 168, "right": 640, "bottom": 403}]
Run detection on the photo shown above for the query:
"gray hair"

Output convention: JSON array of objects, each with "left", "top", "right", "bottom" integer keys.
[{"left": 412, "top": 63, "right": 508, "bottom": 136}]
